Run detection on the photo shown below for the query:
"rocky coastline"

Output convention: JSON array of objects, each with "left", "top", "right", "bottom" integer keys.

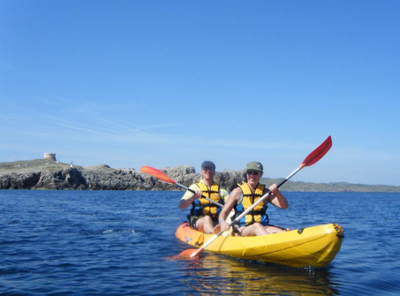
[
  {"left": 0, "top": 159, "right": 243, "bottom": 191},
  {"left": 1, "top": 159, "right": 400, "bottom": 192}
]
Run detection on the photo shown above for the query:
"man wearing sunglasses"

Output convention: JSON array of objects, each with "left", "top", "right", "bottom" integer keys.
[
  {"left": 180, "top": 161, "right": 229, "bottom": 234},
  {"left": 218, "top": 161, "right": 289, "bottom": 236}
]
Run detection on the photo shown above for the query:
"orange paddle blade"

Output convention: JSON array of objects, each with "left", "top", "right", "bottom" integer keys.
[
  {"left": 301, "top": 136, "right": 332, "bottom": 168},
  {"left": 171, "top": 249, "right": 200, "bottom": 260},
  {"left": 140, "top": 166, "right": 176, "bottom": 184}
]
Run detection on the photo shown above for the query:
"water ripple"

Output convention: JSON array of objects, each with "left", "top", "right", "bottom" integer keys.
[{"left": 0, "top": 191, "right": 399, "bottom": 295}]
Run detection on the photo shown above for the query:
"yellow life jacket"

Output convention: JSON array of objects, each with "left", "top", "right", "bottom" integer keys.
[
  {"left": 234, "top": 182, "right": 269, "bottom": 226},
  {"left": 190, "top": 182, "right": 222, "bottom": 218}
]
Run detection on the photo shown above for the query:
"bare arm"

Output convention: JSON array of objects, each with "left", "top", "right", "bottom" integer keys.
[
  {"left": 179, "top": 190, "right": 202, "bottom": 209},
  {"left": 267, "top": 184, "right": 289, "bottom": 209},
  {"left": 219, "top": 187, "right": 240, "bottom": 231}
]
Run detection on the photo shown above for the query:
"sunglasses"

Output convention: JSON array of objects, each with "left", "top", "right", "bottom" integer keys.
[{"left": 246, "top": 171, "right": 259, "bottom": 175}]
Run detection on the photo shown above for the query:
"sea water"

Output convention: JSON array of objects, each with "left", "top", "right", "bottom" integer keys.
[{"left": 0, "top": 190, "right": 399, "bottom": 295}]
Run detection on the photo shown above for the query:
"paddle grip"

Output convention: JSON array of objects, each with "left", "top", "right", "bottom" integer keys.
[{"left": 176, "top": 182, "right": 224, "bottom": 208}]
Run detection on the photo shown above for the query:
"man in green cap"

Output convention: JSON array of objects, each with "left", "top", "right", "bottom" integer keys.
[{"left": 218, "top": 161, "right": 289, "bottom": 236}]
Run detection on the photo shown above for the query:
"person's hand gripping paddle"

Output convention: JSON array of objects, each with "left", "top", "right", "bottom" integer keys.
[
  {"left": 175, "top": 135, "right": 333, "bottom": 260},
  {"left": 140, "top": 166, "right": 224, "bottom": 207},
  {"left": 140, "top": 166, "right": 235, "bottom": 235}
]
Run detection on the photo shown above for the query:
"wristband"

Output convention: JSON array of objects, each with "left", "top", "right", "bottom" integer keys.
[{"left": 219, "top": 219, "right": 225, "bottom": 224}]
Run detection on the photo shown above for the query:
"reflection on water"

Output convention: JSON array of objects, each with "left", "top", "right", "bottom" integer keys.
[{"left": 181, "top": 253, "right": 339, "bottom": 295}]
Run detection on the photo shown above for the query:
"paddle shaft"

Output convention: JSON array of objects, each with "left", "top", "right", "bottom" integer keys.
[
  {"left": 175, "top": 182, "right": 224, "bottom": 208},
  {"left": 139, "top": 166, "right": 224, "bottom": 208},
  {"left": 190, "top": 166, "right": 302, "bottom": 257}
]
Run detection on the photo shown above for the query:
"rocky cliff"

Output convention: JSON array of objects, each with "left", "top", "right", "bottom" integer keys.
[
  {"left": 0, "top": 159, "right": 244, "bottom": 191},
  {"left": 2, "top": 159, "right": 400, "bottom": 192}
]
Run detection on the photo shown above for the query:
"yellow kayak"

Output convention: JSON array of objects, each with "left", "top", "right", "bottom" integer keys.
[{"left": 175, "top": 222, "right": 344, "bottom": 268}]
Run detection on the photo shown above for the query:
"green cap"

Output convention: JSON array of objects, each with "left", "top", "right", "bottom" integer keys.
[{"left": 246, "top": 161, "right": 263, "bottom": 172}]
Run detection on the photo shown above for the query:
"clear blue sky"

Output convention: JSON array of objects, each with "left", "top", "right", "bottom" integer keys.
[{"left": 1, "top": 1, "right": 399, "bottom": 186}]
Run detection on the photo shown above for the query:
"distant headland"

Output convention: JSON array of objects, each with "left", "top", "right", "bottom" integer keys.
[{"left": 1, "top": 156, "right": 399, "bottom": 192}]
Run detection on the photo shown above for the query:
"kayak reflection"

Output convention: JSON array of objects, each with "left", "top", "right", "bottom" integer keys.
[{"left": 182, "top": 253, "right": 339, "bottom": 296}]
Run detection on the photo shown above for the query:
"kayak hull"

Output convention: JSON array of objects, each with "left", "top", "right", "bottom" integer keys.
[{"left": 175, "top": 222, "right": 344, "bottom": 268}]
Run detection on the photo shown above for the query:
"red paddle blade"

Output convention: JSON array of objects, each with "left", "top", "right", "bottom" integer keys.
[
  {"left": 171, "top": 249, "right": 200, "bottom": 260},
  {"left": 140, "top": 166, "right": 176, "bottom": 184},
  {"left": 301, "top": 136, "right": 332, "bottom": 168}
]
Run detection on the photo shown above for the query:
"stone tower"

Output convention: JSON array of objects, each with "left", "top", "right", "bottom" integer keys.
[{"left": 43, "top": 153, "right": 57, "bottom": 161}]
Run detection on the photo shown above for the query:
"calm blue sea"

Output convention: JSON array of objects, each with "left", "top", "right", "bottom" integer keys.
[{"left": 0, "top": 190, "right": 399, "bottom": 295}]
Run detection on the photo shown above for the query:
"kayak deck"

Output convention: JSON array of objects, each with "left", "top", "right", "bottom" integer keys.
[{"left": 175, "top": 222, "right": 344, "bottom": 268}]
